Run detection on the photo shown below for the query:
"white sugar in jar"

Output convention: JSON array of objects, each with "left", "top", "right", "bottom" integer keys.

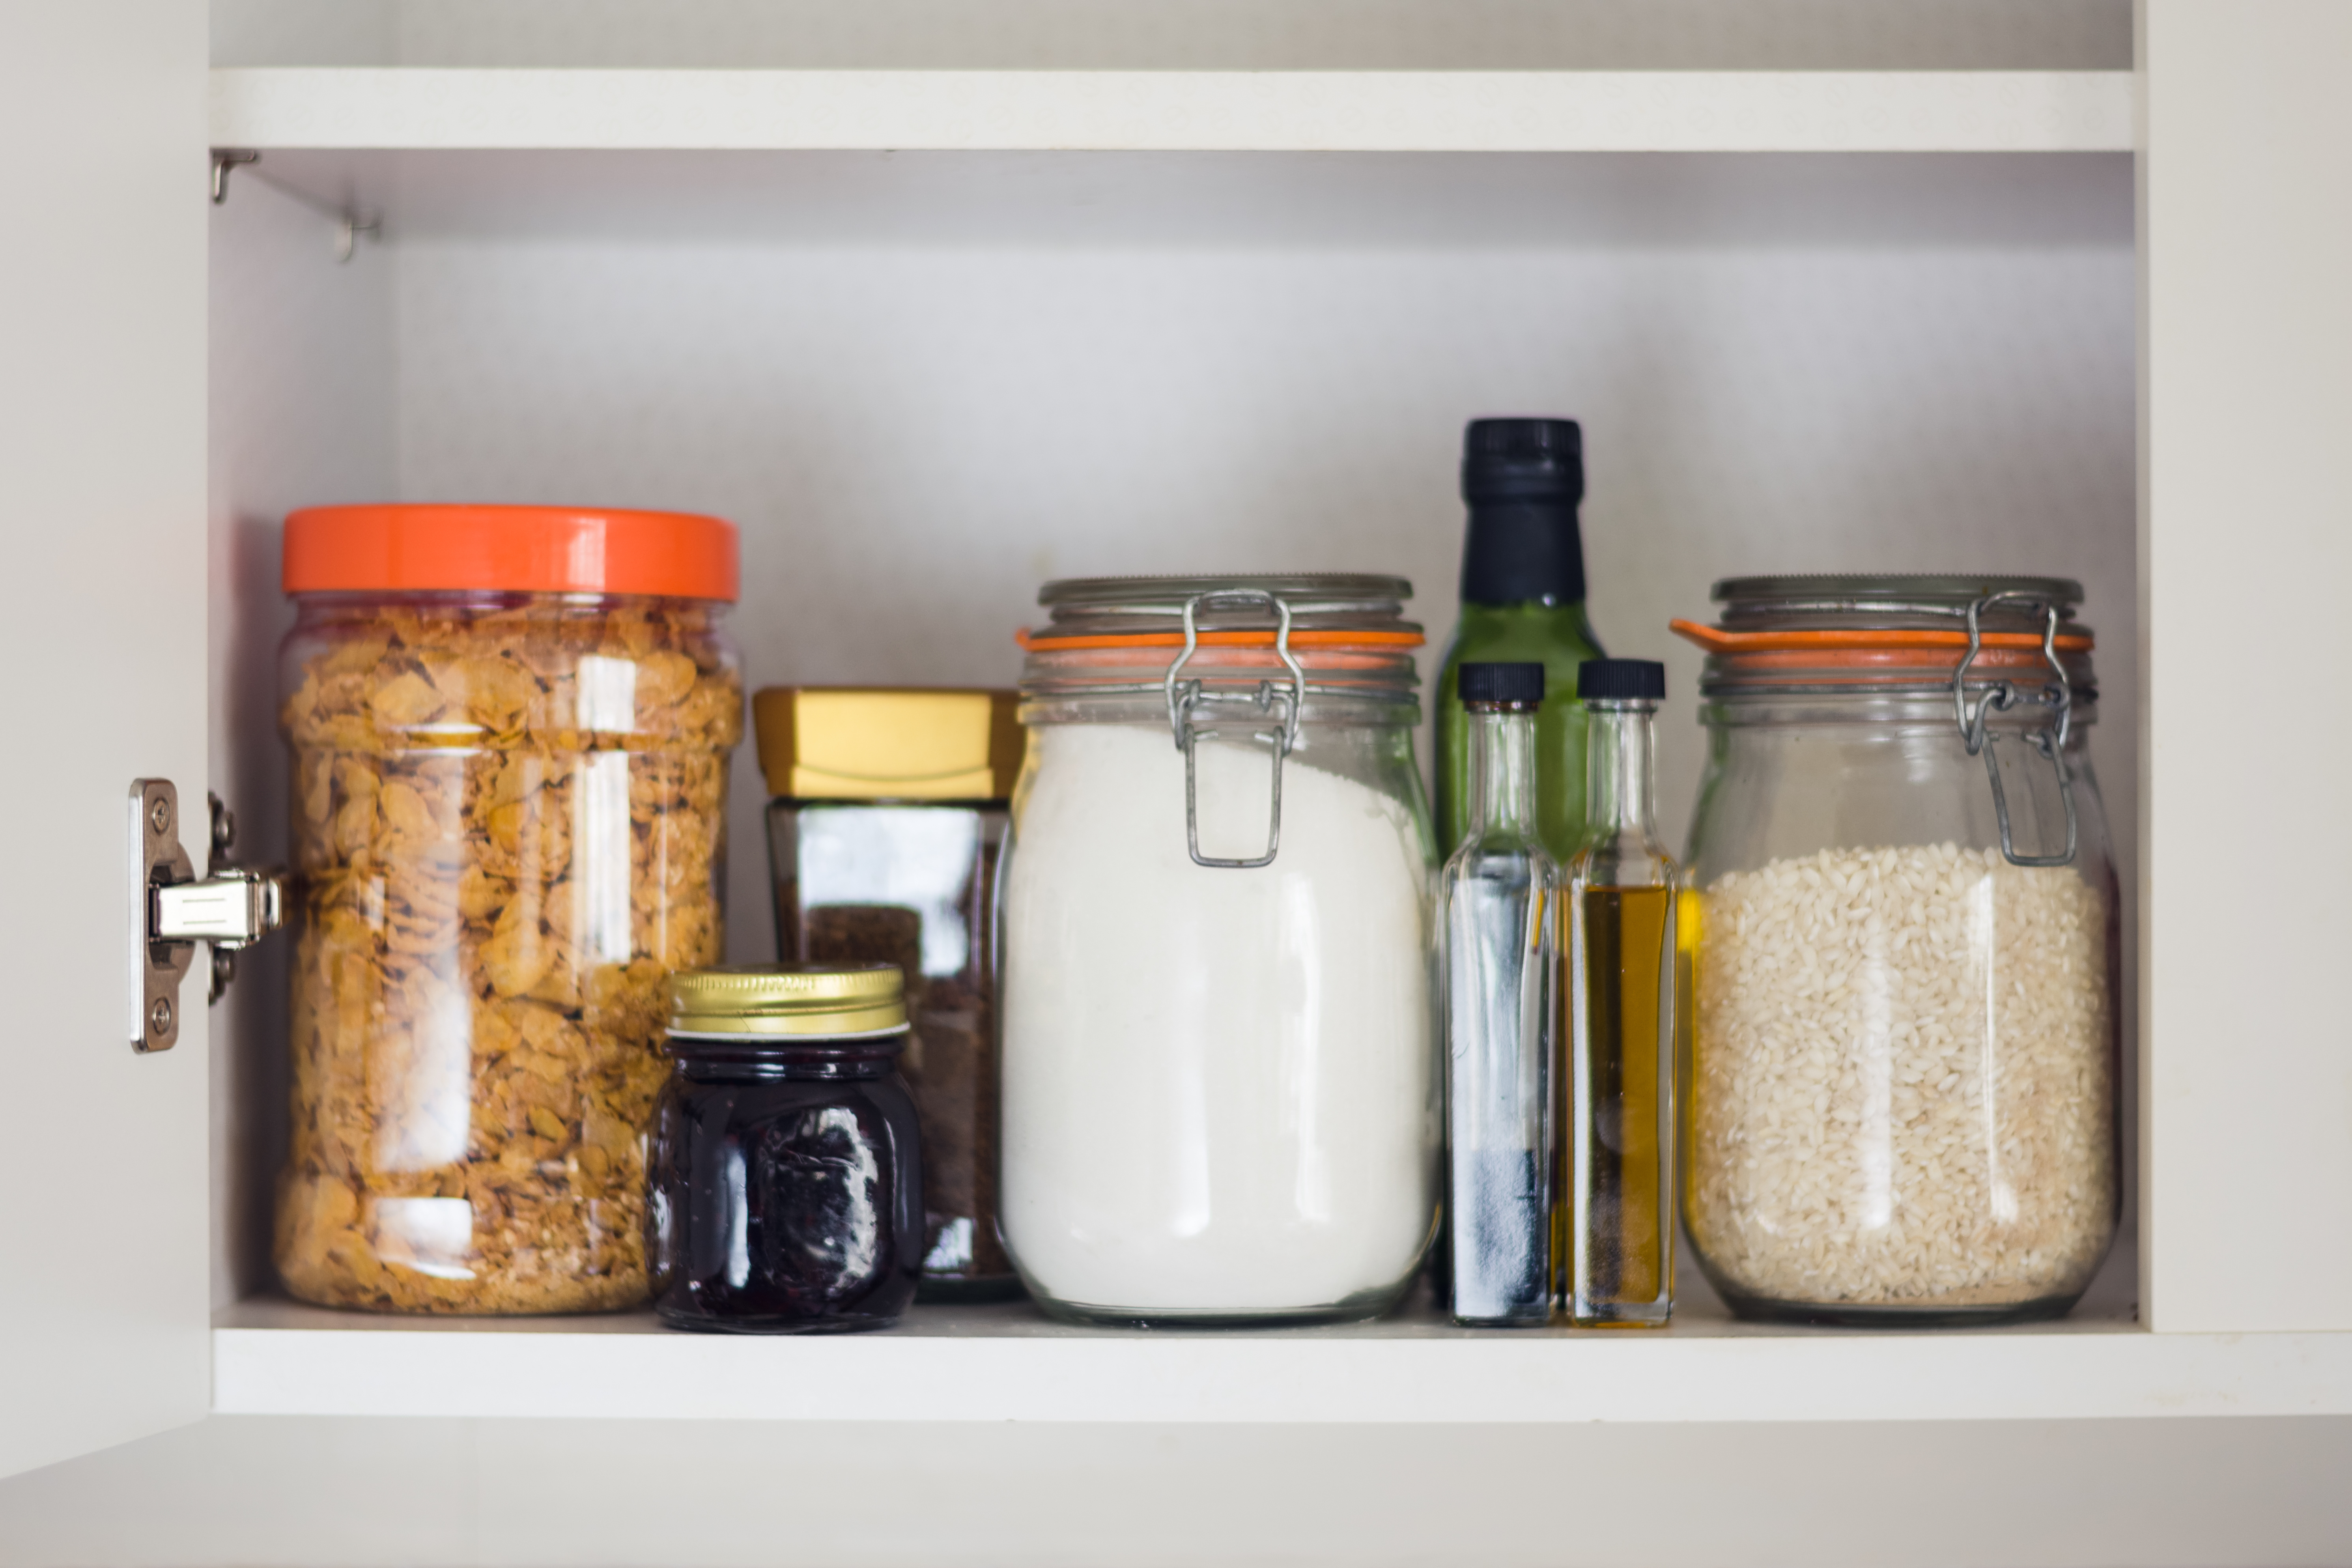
[{"left": 1001, "top": 577, "right": 1440, "bottom": 1325}]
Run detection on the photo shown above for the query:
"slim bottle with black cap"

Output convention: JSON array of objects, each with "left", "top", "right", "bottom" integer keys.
[
  {"left": 1565, "top": 658, "right": 1678, "bottom": 1327},
  {"left": 1439, "top": 662, "right": 1558, "bottom": 1325},
  {"left": 1435, "top": 418, "right": 1607, "bottom": 865}
]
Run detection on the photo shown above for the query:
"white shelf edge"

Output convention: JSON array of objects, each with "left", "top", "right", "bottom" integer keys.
[
  {"left": 211, "top": 1312, "right": 2352, "bottom": 1424},
  {"left": 209, "top": 67, "right": 2134, "bottom": 154}
]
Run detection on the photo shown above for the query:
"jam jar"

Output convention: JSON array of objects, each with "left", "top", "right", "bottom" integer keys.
[{"left": 648, "top": 966, "right": 924, "bottom": 1333}]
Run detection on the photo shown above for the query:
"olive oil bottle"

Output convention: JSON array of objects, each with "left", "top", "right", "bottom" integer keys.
[
  {"left": 1434, "top": 419, "right": 1604, "bottom": 865},
  {"left": 1565, "top": 659, "right": 1678, "bottom": 1327}
]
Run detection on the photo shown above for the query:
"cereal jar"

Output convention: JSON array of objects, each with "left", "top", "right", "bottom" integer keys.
[{"left": 273, "top": 504, "right": 742, "bottom": 1313}]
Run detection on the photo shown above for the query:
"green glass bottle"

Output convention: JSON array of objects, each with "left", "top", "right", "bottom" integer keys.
[{"left": 1435, "top": 419, "right": 1605, "bottom": 863}]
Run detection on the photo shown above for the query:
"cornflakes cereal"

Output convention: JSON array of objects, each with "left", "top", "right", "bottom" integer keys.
[{"left": 274, "top": 598, "right": 740, "bottom": 1313}]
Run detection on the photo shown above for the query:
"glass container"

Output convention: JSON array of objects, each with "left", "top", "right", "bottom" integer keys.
[
  {"left": 1676, "top": 575, "right": 2121, "bottom": 1326},
  {"left": 1564, "top": 660, "right": 1678, "bottom": 1327},
  {"left": 273, "top": 504, "right": 742, "bottom": 1314},
  {"left": 1002, "top": 575, "right": 1441, "bottom": 1326},
  {"left": 648, "top": 966, "right": 923, "bottom": 1333},
  {"left": 1440, "top": 662, "right": 1557, "bottom": 1327},
  {"left": 755, "top": 685, "right": 1022, "bottom": 1301},
  {"left": 1435, "top": 419, "right": 1605, "bottom": 865}
]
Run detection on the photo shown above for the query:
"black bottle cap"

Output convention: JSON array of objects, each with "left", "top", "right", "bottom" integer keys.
[
  {"left": 1459, "top": 662, "right": 1546, "bottom": 706},
  {"left": 1462, "top": 418, "right": 1584, "bottom": 505},
  {"left": 1457, "top": 418, "right": 1589, "bottom": 606},
  {"left": 1577, "top": 659, "right": 1666, "bottom": 701}
]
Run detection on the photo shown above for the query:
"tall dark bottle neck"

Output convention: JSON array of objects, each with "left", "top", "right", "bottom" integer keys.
[{"left": 1460, "top": 499, "right": 1588, "bottom": 607}]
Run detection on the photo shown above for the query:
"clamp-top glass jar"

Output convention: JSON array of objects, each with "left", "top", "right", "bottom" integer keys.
[
  {"left": 1001, "top": 576, "right": 1441, "bottom": 1325},
  {"left": 1676, "top": 576, "right": 2120, "bottom": 1325}
]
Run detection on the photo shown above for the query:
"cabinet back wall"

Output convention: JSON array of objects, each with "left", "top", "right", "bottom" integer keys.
[{"left": 210, "top": 150, "right": 2135, "bottom": 1304}]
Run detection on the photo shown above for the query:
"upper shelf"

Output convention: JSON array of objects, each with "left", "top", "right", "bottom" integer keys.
[{"left": 210, "top": 68, "right": 2134, "bottom": 154}]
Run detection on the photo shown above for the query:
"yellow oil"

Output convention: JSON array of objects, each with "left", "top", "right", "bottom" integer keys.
[{"left": 1573, "top": 885, "right": 1676, "bottom": 1317}]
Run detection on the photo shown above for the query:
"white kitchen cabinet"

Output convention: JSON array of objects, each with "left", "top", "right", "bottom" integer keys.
[
  {"left": 3, "top": 2, "right": 2348, "bottom": 1563},
  {"left": 0, "top": 1, "right": 212, "bottom": 1484}
]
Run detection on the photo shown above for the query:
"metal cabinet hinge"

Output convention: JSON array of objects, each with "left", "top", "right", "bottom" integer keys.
[{"left": 129, "top": 780, "right": 285, "bottom": 1052}]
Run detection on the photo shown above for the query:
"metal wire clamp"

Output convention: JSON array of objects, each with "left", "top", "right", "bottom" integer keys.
[
  {"left": 1952, "top": 591, "right": 2078, "bottom": 868},
  {"left": 1164, "top": 590, "right": 1305, "bottom": 869}
]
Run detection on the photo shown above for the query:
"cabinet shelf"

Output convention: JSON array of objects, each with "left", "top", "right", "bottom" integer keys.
[
  {"left": 211, "top": 1295, "right": 2352, "bottom": 1424},
  {"left": 210, "top": 67, "right": 2133, "bottom": 154}
]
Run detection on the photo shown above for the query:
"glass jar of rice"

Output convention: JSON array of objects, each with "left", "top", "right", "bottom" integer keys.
[{"left": 1674, "top": 576, "right": 2120, "bottom": 1327}]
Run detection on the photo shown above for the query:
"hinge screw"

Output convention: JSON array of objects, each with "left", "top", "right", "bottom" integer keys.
[
  {"left": 148, "top": 996, "right": 174, "bottom": 1037},
  {"left": 149, "top": 796, "right": 172, "bottom": 837}
]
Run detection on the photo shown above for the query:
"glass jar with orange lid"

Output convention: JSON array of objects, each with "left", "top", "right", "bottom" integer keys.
[
  {"left": 273, "top": 504, "right": 743, "bottom": 1314},
  {"left": 1676, "top": 576, "right": 2120, "bottom": 1326}
]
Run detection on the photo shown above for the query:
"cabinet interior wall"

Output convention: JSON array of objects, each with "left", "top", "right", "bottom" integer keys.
[{"left": 207, "top": 147, "right": 2140, "bottom": 1312}]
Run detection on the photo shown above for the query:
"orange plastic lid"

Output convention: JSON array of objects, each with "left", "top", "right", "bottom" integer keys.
[{"left": 283, "top": 504, "right": 739, "bottom": 602}]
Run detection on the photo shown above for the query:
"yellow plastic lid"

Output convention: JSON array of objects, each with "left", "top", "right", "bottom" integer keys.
[{"left": 752, "top": 687, "right": 1022, "bottom": 802}]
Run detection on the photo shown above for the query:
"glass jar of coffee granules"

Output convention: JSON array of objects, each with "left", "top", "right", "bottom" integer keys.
[
  {"left": 753, "top": 686, "right": 1022, "bottom": 1301},
  {"left": 648, "top": 965, "right": 924, "bottom": 1333}
]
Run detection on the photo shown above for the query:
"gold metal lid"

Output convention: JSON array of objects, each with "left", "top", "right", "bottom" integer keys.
[
  {"left": 752, "top": 686, "right": 1022, "bottom": 802},
  {"left": 666, "top": 964, "right": 908, "bottom": 1037}
]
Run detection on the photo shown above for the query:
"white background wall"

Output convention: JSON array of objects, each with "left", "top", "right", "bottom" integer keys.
[
  {"left": 360, "top": 151, "right": 2139, "bottom": 974},
  {"left": 187, "top": 149, "right": 2141, "bottom": 1314}
]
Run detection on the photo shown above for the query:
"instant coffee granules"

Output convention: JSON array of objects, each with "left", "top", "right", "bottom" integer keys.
[{"left": 755, "top": 686, "right": 1021, "bottom": 1301}]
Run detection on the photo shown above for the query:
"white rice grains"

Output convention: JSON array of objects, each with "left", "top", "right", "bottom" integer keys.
[{"left": 1687, "top": 843, "right": 2115, "bottom": 1309}]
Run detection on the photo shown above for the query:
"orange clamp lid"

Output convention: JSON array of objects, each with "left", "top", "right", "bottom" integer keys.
[
  {"left": 1015, "top": 627, "right": 1425, "bottom": 652},
  {"left": 283, "top": 504, "right": 739, "bottom": 602},
  {"left": 1668, "top": 619, "right": 2092, "bottom": 656}
]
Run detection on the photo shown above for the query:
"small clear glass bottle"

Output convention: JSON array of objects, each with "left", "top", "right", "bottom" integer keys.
[
  {"left": 1566, "top": 659, "right": 1678, "bottom": 1327},
  {"left": 1440, "top": 663, "right": 1558, "bottom": 1327}
]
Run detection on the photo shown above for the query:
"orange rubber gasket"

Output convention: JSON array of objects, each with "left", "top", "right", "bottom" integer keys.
[
  {"left": 1018, "top": 628, "right": 1426, "bottom": 652},
  {"left": 1028, "top": 645, "right": 1407, "bottom": 673},
  {"left": 1670, "top": 619, "right": 2093, "bottom": 656},
  {"left": 1711, "top": 648, "right": 2078, "bottom": 674}
]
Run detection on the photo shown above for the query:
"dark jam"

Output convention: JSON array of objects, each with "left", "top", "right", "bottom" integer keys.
[{"left": 647, "top": 1033, "right": 923, "bottom": 1333}]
